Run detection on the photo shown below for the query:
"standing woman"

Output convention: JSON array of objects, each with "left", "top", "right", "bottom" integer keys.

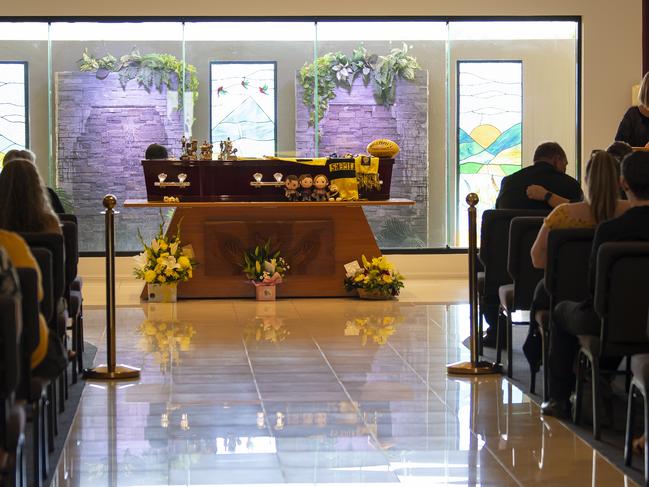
[{"left": 615, "top": 72, "right": 649, "bottom": 147}]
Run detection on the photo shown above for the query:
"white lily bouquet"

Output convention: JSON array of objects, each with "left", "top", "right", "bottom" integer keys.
[{"left": 134, "top": 214, "right": 196, "bottom": 285}]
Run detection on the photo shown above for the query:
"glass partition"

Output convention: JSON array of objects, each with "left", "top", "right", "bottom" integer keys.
[
  {"left": 0, "top": 18, "right": 580, "bottom": 253},
  {"left": 50, "top": 22, "right": 184, "bottom": 251}
]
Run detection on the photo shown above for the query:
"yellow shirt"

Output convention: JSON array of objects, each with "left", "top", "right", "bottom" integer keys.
[
  {"left": 544, "top": 204, "right": 596, "bottom": 230},
  {"left": 0, "top": 230, "right": 49, "bottom": 369}
]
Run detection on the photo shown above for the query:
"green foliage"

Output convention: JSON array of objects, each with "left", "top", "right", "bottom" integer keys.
[
  {"left": 344, "top": 255, "right": 405, "bottom": 297},
  {"left": 79, "top": 48, "right": 199, "bottom": 110},
  {"left": 53, "top": 187, "right": 74, "bottom": 213},
  {"left": 241, "top": 239, "right": 289, "bottom": 282},
  {"left": 376, "top": 217, "right": 425, "bottom": 248},
  {"left": 299, "top": 44, "right": 419, "bottom": 130}
]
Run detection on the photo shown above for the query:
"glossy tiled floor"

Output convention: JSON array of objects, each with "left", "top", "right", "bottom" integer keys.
[{"left": 52, "top": 296, "right": 636, "bottom": 486}]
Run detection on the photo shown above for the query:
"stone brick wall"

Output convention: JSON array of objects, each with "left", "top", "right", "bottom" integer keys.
[
  {"left": 56, "top": 72, "right": 184, "bottom": 252},
  {"left": 295, "top": 71, "right": 429, "bottom": 247}
]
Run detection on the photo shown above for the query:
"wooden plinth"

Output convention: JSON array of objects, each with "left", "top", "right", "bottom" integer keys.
[{"left": 124, "top": 199, "right": 414, "bottom": 299}]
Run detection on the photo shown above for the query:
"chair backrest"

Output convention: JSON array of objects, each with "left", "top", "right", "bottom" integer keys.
[
  {"left": 60, "top": 220, "right": 79, "bottom": 289},
  {"left": 30, "top": 247, "right": 54, "bottom": 325},
  {"left": 507, "top": 216, "right": 545, "bottom": 310},
  {"left": 594, "top": 242, "right": 649, "bottom": 354},
  {"left": 15, "top": 268, "right": 40, "bottom": 359},
  {"left": 19, "top": 232, "right": 65, "bottom": 302},
  {"left": 545, "top": 228, "right": 595, "bottom": 305},
  {"left": 479, "top": 209, "right": 549, "bottom": 297},
  {"left": 0, "top": 295, "right": 21, "bottom": 398}
]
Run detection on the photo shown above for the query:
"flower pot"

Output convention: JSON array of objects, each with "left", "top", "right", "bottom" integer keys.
[
  {"left": 358, "top": 288, "right": 394, "bottom": 300},
  {"left": 255, "top": 284, "right": 276, "bottom": 301},
  {"left": 147, "top": 282, "right": 178, "bottom": 303}
]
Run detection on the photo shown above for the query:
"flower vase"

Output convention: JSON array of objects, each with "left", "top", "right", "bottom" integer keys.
[
  {"left": 358, "top": 288, "right": 394, "bottom": 300},
  {"left": 255, "top": 284, "right": 277, "bottom": 301},
  {"left": 147, "top": 282, "right": 178, "bottom": 303}
]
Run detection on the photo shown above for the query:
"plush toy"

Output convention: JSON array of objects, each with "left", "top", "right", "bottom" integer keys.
[
  {"left": 284, "top": 175, "right": 300, "bottom": 201},
  {"left": 327, "top": 183, "right": 341, "bottom": 201},
  {"left": 298, "top": 174, "right": 314, "bottom": 201},
  {"left": 312, "top": 174, "right": 329, "bottom": 201}
]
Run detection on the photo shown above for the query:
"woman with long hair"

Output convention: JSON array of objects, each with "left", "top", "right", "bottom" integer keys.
[
  {"left": 531, "top": 150, "right": 629, "bottom": 268},
  {"left": 0, "top": 158, "right": 61, "bottom": 234}
]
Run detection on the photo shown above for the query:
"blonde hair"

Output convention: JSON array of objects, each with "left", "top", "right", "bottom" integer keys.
[
  {"left": 639, "top": 72, "right": 649, "bottom": 107},
  {"left": 585, "top": 151, "right": 619, "bottom": 224},
  {"left": 3, "top": 149, "right": 36, "bottom": 164}
]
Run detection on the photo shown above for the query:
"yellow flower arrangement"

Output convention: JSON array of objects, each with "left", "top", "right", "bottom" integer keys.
[
  {"left": 138, "top": 319, "right": 196, "bottom": 371},
  {"left": 133, "top": 212, "right": 196, "bottom": 284},
  {"left": 344, "top": 255, "right": 404, "bottom": 297}
]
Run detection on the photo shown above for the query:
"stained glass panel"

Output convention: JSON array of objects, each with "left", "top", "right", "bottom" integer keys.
[
  {"left": 0, "top": 62, "right": 27, "bottom": 167},
  {"left": 210, "top": 61, "right": 276, "bottom": 157},
  {"left": 457, "top": 61, "right": 522, "bottom": 246}
]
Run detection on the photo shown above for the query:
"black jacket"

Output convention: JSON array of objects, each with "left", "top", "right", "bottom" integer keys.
[
  {"left": 615, "top": 107, "right": 649, "bottom": 148},
  {"left": 495, "top": 162, "right": 583, "bottom": 210}
]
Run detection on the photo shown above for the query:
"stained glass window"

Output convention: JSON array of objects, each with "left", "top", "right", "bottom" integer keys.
[
  {"left": 0, "top": 62, "right": 28, "bottom": 167},
  {"left": 457, "top": 61, "right": 522, "bottom": 245},
  {"left": 210, "top": 61, "right": 276, "bottom": 157}
]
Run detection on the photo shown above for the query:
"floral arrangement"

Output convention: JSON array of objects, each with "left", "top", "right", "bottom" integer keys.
[
  {"left": 344, "top": 315, "right": 400, "bottom": 346},
  {"left": 134, "top": 213, "right": 196, "bottom": 285},
  {"left": 243, "top": 317, "right": 290, "bottom": 344},
  {"left": 242, "top": 240, "right": 289, "bottom": 285},
  {"left": 344, "top": 255, "right": 405, "bottom": 297}
]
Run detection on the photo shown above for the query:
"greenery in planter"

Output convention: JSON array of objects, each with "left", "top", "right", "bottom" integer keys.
[
  {"left": 299, "top": 44, "right": 420, "bottom": 129},
  {"left": 344, "top": 255, "right": 405, "bottom": 297},
  {"left": 376, "top": 217, "right": 425, "bottom": 248},
  {"left": 79, "top": 48, "right": 199, "bottom": 110}
]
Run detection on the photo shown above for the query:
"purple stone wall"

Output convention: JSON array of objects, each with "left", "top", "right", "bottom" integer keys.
[
  {"left": 56, "top": 72, "right": 184, "bottom": 251},
  {"left": 296, "top": 72, "right": 429, "bottom": 246}
]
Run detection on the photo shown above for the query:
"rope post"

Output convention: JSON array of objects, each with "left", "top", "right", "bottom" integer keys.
[
  {"left": 447, "top": 193, "right": 500, "bottom": 375},
  {"left": 84, "top": 195, "right": 140, "bottom": 381}
]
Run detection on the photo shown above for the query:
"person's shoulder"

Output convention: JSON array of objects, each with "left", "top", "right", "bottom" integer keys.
[{"left": 0, "top": 229, "right": 26, "bottom": 246}]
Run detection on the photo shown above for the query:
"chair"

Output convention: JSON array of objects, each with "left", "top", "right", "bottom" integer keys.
[
  {"left": 497, "top": 216, "right": 545, "bottom": 378},
  {"left": 535, "top": 228, "right": 594, "bottom": 400},
  {"left": 477, "top": 209, "right": 549, "bottom": 353},
  {"left": 60, "top": 219, "right": 81, "bottom": 384},
  {"left": 574, "top": 242, "right": 649, "bottom": 440},
  {"left": 16, "top": 265, "right": 52, "bottom": 487}
]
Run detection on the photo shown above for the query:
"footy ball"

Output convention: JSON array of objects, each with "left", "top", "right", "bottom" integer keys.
[{"left": 366, "top": 139, "right": 400, "bottom": 158}]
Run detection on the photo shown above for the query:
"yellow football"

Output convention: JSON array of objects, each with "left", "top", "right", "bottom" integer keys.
[{"left": 366, "top": 139, "right": 400, "bottom": 158}]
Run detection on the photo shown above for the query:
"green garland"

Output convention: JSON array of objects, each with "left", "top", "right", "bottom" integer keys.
[
  {"left": 299, "top": 44, "right": 420, "bottom": 128},
  {"left": 78, "top": 49, "right": 199, "bottom": 110}
]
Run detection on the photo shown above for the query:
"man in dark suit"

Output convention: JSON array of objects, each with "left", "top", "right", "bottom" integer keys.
[
  {"left": 542, "top": 150, "right": 649, "bottom": 418},
  {"left": 495, "top": 141, "right": 583, "bottom": 210},
  {"left": 482, "top": 142, "right": 583, "bottom": 348}
]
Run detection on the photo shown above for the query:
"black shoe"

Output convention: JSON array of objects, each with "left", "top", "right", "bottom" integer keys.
[
  {"left": 482, "top": 330, "right": 506, "bottom": 349},
  {"left": 541, "top": 399, "right": 571, "bottom": 419}
]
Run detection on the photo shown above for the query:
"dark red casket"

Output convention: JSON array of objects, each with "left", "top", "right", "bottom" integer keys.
[{"left": 141, "top": 158, "right": 394, "bottom": 202}]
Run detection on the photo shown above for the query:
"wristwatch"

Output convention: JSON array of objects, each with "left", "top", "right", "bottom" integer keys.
[{"left": 543, "top": 191, "right": 553, "bottom": 203}]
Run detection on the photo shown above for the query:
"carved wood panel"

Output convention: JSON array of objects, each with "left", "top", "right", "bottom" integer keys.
[{"left": 203, "top": 220, "right": 335, "bottom": 277}]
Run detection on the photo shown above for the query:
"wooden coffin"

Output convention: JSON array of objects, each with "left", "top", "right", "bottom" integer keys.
[{"left": 141, "top": 158, "right": 394, "bottom": 202}]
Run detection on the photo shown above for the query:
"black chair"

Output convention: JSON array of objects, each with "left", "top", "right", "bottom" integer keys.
[
  {"left": 574, "top": 242, "right": 649, "bottom": 440},
  {"left": 60, "top": 220, "right": 81, "bottom": 384},
  {"left": 16, "top": 264, "right": 52, "bottom": 487},
  {"left": 478, "top": 209, "right": 549, "bottom": 352},
  {"left": 535, "top": 228, "right": 595, "bottom": 401},
  {"left": 497, "top": 216, "right": 545, "bottom": 379}
]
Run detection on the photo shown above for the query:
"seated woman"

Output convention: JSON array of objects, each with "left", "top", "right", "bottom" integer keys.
[
  {"left": 0, "top": 158, "right": 61, "bottom": 234},
  {"left": 0, "top": 231, "right": 66, "bottom": 378},
  {"left": 3, "top": 149, "right": 66, "bottom": 214},
  {"left": 522, "top": 151, "right": 629, "bottom": 370}
]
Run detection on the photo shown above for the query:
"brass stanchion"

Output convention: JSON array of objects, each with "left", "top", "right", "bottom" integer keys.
[
  {"left": 84, "top": 195, "right": 140, "bottom": 380},
  {"left": 447, "top": 193, "right": 500, "bottom": 375}
]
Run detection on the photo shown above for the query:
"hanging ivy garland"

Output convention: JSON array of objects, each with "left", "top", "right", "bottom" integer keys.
[
  {"left": 298, "top": 44, "right": 420, "bottom": 129},
  {"left": 78, "top": 48, "right": 199, "bottom": 110}
]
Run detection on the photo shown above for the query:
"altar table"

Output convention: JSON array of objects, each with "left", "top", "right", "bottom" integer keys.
[{"left": 124, "top": 199, "right": 415, "bottom": 299}]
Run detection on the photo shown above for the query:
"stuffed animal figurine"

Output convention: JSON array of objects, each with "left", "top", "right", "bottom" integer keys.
[
  {"left": 284, "top": 175, "right": 300, "bottom": 201},
  {"left": 312, "top": 174, "right": 329, "bottom": 201},
  {"left": 298, "top": 174, "right": 314, "bottom": 201},
  {"left": 327, "top": 183, "right": 341, "bottom": 201}
]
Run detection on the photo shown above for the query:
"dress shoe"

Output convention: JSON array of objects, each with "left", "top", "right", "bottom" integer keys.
[{"left": 541, "top": 399, "right": 571, "bottom": 419}]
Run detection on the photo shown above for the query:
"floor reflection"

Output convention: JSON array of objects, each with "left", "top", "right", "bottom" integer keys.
[{"left": 51, "top": 300, "right": 636, "bottom": 486}]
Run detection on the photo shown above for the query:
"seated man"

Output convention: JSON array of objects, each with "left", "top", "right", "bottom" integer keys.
[
  {"left": 483, "top": 141, "right": 583, "bottom": 347},
  {"left": 542, "top": 150, "right": 649, "bottom": 417},
  {"left": 496, "top": 141, "right": 583, "bottom": 210}
]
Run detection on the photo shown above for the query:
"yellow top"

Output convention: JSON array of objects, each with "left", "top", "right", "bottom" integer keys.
[
  {"left": 544, "top": 204, "right": 596, "bottom": 230},
  {"left": 0, "top": 230, "right": 49, "bottom": 369}
]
